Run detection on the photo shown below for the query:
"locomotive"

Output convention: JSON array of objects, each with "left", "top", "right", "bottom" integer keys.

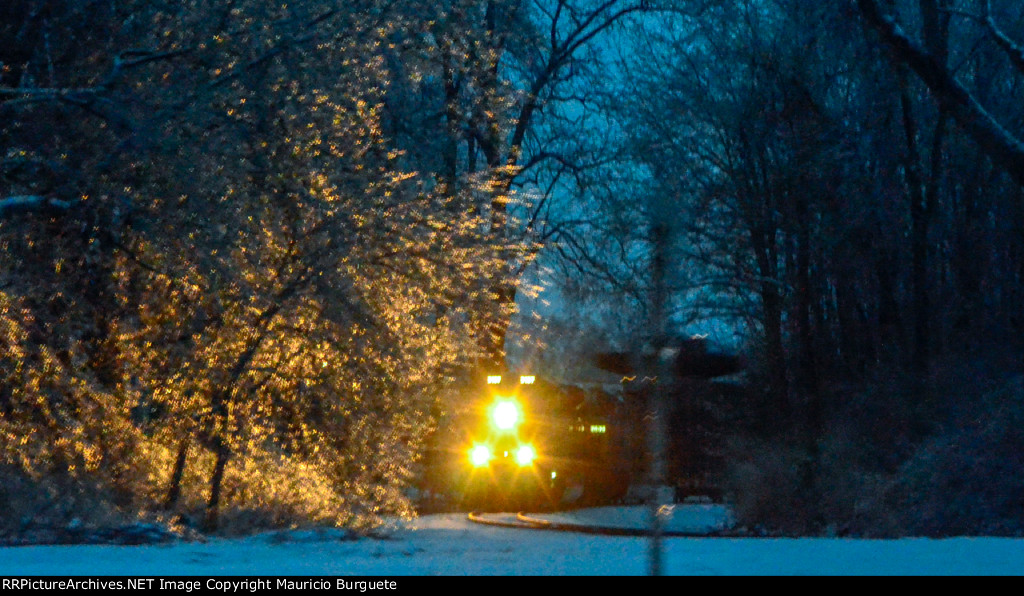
[
  {"left": 445, "top": 372, "right": 623, "bottom": 511},
  {"left": 420, "top": 339, "right": 743, "bottom": 512}
]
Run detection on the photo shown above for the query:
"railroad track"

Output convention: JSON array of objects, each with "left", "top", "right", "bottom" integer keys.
[{"left": 467, "top": 511, "right": 724, "bottom": 537}]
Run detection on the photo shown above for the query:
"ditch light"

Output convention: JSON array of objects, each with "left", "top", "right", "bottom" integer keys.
[
  {"left": 469, "top": 444, "right": 492, "bottom": 467},
  {"left": 515, "top": 444, "right": 536, "bottom": 466}
]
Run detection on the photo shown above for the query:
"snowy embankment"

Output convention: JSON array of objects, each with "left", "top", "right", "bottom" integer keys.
[
  {"left": 2, "top": 506, "right": 1024, "bottom": 575},
  {"left": 535, "top": 503, "right": 734, "bottom": 534}
]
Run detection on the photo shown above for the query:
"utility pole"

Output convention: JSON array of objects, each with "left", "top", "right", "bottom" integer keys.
[
  {"left": 593, "top": 226, "right": 742, "bottom": 576},
  {"left": 646, "top": 222, "right": 670, "bottom": 577}
]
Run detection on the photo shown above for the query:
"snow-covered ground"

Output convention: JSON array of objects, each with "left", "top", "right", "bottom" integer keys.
[{"left": 2, "top": 506, "right": 1024, "bottom": 575}]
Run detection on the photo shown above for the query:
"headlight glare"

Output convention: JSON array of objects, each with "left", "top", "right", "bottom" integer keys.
[
  {"left": 492, "top": 400, "right": 521, "bottom": 431},
  {"left": 469, "top": 444, "right": 492, "bottom": 467},
  {"left": 515, "top": 444, "right": 536, "bottom": 466}
]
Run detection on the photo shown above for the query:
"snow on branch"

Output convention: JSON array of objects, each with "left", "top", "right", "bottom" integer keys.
[
  {"left": 0, "top": 195, "right": 73, "bottom": 216},
  {"left": 857, "top": 0, "right": 1024, "bottom": 188},
  {"left": 984, "top": 0, "right": 1024, "bottom": 75}
]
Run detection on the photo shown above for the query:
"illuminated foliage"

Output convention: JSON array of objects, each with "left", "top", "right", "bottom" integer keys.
[
  {"left": 1, "top": 0, "right": 649, "bottom": 534},
  {"left": 1, "top": 0, "right": 514, "bottom": 532}
]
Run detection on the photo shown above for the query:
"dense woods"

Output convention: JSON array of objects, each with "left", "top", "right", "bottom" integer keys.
[
  {"left": 2, "top": 0, "right": 1023, "bottom": 539},
  {"left": 543, "top": 0, "right": 1024, "bottom": 535}
]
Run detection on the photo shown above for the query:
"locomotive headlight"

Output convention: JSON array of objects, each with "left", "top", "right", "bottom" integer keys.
[
  {"left": 515, "top": 444, "right": 536, "bottom": 466},
  {"left": 469, "top": 444, "right": 492, "bottom": 467},
  {"left": 491, "top": 399, "right": 521, "bottom": 431}
]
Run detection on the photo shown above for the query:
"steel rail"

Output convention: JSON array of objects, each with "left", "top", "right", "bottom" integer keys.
[{"left": 467, "top": 511, "right": 725, "bottom": 537}]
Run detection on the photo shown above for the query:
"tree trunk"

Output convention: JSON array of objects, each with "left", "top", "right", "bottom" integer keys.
[
  {"left": 750, "top": 222, "right": 789, "bottom": 424},
  {"left": 795, "top": 192, "right": 822, "bottom": 449},
  {"left": 482, "top": 279, "right": 516, "bottom": 370},
  {"left": 204, "top": 438, "right": 230, "bottom": 532},
  {"left": 762, "top": 286, "right": 789, "bottom": 427},
  {"left": 900, "top": 90, "right": 932, "bottom": 377},
  {"left": 163, "top": 437, "right": 190, "bottom": 512},
  {"left": 795, "top": 193, "right": 818, "bottom": 396},
  {"left": 441, "top": 48, "right": 461, "bottom": 193},
  {"left": 875, "top": 250, "right": 902, "bottom": 363}
]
